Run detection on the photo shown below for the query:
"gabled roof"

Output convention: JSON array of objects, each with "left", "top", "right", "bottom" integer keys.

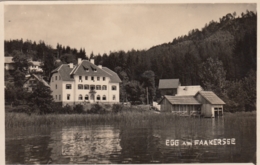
[
  {"left": 102, "top": 67, "right": 122, "bottom": 83},
  {"left": 5, "top": 57, "right": 14, "bottom": 63},
  {"left": 158, "top": 79, "right": 180, "bottom": 89},
  {"left": 50, "top": 60, "right": 121, "bottom": 83},
  {"left": 51, "top": 64, "right": 74, "bottom": 81},
  {"left": 196, "top": 91, "right": 225, "bottom": 105},
  {"left": 158, "top": 95, "right": 201, "bottom": 105},
  {"left": 71, "top": 60, "right": 111, "bottom": 77},
  {"left": 24, "top": 74, "right": 50, "bottom": 87}
]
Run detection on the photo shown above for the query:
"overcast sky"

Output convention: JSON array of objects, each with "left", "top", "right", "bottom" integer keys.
[{"left": 4, "top": 3, "right": 256, "bottom": 55}]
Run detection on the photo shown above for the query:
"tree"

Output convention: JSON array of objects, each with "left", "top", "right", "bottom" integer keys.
[
  {"left": 42, "top": 53, "right": 57, "bottom": 81},
  {"left": 12, "top": 50, "right": 32, "bottom": 73},
  {"left": 141, "top": 70, "right": 156, "bottom": 104},
  {"left": 28, "top": 82, "right": 54, "bottom": 114},
  {"left": 198, "top": 57, "right": 227, "bottom": 95},
  {"left": 125, "top": 81, "right": 145, "bottom": 104},
  {"left": 13, "top": 69, "right": 26, "bottom": 87}
]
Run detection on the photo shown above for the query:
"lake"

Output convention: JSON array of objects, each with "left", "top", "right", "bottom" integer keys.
[{"left": 6, "top": 114, "right": 256, "bottom": 164}]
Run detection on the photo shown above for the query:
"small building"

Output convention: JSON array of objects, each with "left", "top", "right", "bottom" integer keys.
[
  {"left": 195, "top": 91, "right": 225, "bottom": 118},
  {"left": 4, "top": 57, "right": 15, "bottom": 70},
  {"left": 158, "top": 79, "right": 180, "bottom": 96},
  {"left": 176, "top": 85, "right": 203, "bottom": 96},
  {"left": 29, "top": 61, "right": 43, "bottom": 73},
  {"left": 23, "top": 74, "right": 50, "bottom": 92},
  {"left": 158, "top": 95, "right": 201, "bottom": 116}
]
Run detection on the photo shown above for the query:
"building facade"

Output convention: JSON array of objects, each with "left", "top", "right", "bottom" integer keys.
[{"left": 50, "top": 58, "right": 121, "bottom": 106}]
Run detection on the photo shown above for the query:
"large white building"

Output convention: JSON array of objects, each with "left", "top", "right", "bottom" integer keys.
[{"left": 50, "top": 58, "right": 121, "bottom": 106}]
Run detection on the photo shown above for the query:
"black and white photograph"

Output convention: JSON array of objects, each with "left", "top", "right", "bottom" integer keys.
[{"left": 3, "top": 1, "right": 257, "bottom": 164}]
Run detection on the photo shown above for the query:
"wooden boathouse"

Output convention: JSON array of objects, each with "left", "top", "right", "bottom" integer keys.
[
  {"left": 195, "top": 91, "right": 225, "bottom": 118},
  {"left": 158, "top": 95, "right": 201, "bottom": 116}
]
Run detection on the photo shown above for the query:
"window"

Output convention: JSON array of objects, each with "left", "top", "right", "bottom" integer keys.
[
  {"left": 90, "top": 85, "right": 95, "bottom": 90},
  {"left": 55, "top": 95, "right": 57, "bottom": 100},
  {"left": 55, "top": 76, "right": 57, "bottom": 80},
  {"left": 91, "top": 76, "right": 94, "bottom": 81},
  {"left": 97, "top": 77, "right": 100, "bottom": 81},
  {"left": 67, "top": 94, "right": 70, "bottom": 100},
  {"left": 102, "top": 95, "right": 106, "bottom": 100},
  {"left": 79, "top": 76, "right": 82, "bottom": 82},
  {"left": 112, "top": 85, "right": 117, "bottom": 90},
  {"left": 113, "top": 95, "right": 116, "bottom": 100},
  {"left": 102, "top": 85, "right": 107, "bottom": 90},
  {"left": 85, "top": 68, "right": 89, "bottom": 72},
  {"left": 96, "top": 85, "right": 101, "bottom": 90},
  {"left": 79, "top": 94, "right": 83, "bottom": 100},
  {"left": 59, "top": 76, "right": 61, "bottom": 80},
  {"left": 55, "top": 84, "right": 57, "bottom": 89},
  {"left": 85, "top": 76, "right": 88, "bottom": 80},
  {"left": 78, "top": 84, "right": 83, "bottom": 89},
  {"left": 59, "top": 95, "right": 61, "bottom": 100},
  {"left": 52, "top": 77, "right": 54, "bottom": 82},
  {"left": 66, "top": 84, "right": 72, "bottom": 89},
  {"left": 85, "top": 95, "right": 89, "bottom": 100},
  {"left": 70, "top": 75, "right": 74, "bottom": 79},
  {"left": 94, "top": 68, "right": 97, "bottom": 72},
  {"left": 84, "top": 84, "right": 89, "bottom": 90},
  {"left": 103, "top": 77, "right": 106, "bottom": 81},
  {"left": 97, "top": 95, "right": 101, "bottom": 100}
]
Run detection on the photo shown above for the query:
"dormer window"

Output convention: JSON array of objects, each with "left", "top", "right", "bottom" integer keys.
[
  {"left": 94, "top": 69, "right": 97, "bottom": 72},
  {"left": 86, "top": 68, "right": 89, "bottom": 72}
]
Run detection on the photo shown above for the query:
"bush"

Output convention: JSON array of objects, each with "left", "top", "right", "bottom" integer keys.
[
  {"left": 10, "top": 105, "right": 31, "bottom": 114},
  {"left": 74, "top": 104, "right": 84, "bottom": 114},
  {"left": 112, "top": 104, "right": 123, "bottom": 113},
  {"left": 88, "top": 103, "right": 106, "bottom": 114}
]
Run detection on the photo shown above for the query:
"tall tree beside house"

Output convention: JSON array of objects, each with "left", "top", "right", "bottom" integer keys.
[
  {"left": 125, "top": 80, "right": 145, "bottom": 104},
  {"left": 141, "top": 70, "right": 156, "bottom": 104},
  {"left": 12, "top": 69, "right": 26, "bottom": 87},
  {"left": 28, "top": 82, "right": 53, "bottom": 114},
  {"left": 42, "top": 53, "right": 57, "bottom": 81},
  {"left": 198, "top": 57, "right": 227, "bottom": 96},
  {"left": 12, "top": 50, "right": 32, "bottom": 73}
]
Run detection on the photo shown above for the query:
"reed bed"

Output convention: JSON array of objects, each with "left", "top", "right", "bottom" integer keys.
[{"left": 5, "top": 110, "right": 256, "bottom": 129}]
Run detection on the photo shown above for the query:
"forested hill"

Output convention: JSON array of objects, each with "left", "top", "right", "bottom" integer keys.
[
  {"left": 96, "top": 10, "right": 256, "bottom": 86},
  {"left": 4, "top": 10, "right": 256, "bottom": 111}
]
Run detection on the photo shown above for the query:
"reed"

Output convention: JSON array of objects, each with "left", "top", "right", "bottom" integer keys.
[{"left": 5, "top": 110, "right": 256, "bottom": 128}]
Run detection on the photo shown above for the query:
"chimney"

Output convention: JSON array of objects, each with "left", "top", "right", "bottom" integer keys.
[
  {"left": 90, "top": 59, "right": 95, "bottom": 64},
  {"left": 78, "top": 58, "right": 82, "bottom": 64},
  {"left": 98, "top": 65, "right": 102, "bottom": 69},
  {"left": 69, "top": 63, "right": 73, "bottom": 68}
]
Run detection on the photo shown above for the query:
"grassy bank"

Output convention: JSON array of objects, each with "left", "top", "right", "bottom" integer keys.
[{"left": 5, "top": 110, "right": 256, "bottom": 128}]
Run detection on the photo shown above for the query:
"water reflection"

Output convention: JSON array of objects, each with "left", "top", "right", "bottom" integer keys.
[{"left": 6, "top": 117, "right": 256, "bottom": 164}]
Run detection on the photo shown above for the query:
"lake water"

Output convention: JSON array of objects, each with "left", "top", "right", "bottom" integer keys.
[{"left": 6, "top": 117, "right": 256, "bottom": 164}]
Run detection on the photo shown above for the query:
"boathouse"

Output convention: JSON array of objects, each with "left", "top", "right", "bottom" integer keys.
[
  {"left": 158, "top": 95, "right": 201, "bottom": 116},
  {"left": 195, "top": 91, "right": 225, "bottom": 118}
]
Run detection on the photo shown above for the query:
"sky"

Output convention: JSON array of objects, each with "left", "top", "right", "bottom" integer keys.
[{"left": 4, "top": 3, "right": 257, "bottom": 55}]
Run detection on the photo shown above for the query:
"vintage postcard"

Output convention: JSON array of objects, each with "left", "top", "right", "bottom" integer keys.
[{"left": 2, "top": 1, "right": 258, "bottom": 164}]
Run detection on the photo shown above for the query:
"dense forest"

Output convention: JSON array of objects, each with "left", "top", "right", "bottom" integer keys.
[{"left": 5, "top": 10, "right": 256, "bottom": 112}]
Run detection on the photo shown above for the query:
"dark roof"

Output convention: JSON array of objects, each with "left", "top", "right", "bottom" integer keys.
[
  {"left": 71, "top": 60, "right": 111, "bottom": 77},
  {"left": 51, "top": 64, "right": 74, "bottom": 81},
  {"left": 158, "top": 95, "right": 201, "bottom": 105},
  {"left": 158, "top": 79, "right": 180, "bottom": 89},
  {"left": 102, "top": 67, "right": 122, "bottom": 83},
  {"left": 24, "top": 74, "right": 50, "bottom": 87},
  {"left": 197, "top": 91, "right": 225, "bottom": 105},
  {"left": 50, "top": 60, "right": 121, "bottom": 83}
]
